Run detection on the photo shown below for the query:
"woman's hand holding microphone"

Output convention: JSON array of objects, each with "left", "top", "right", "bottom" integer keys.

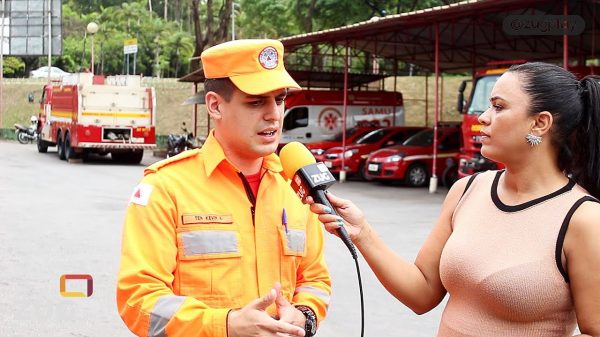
[{"left": 307, "top": 192, "right": 372, "bottom": 247}]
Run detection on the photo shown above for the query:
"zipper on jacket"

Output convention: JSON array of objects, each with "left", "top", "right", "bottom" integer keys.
[{"left": 238, "top": 172, "right": 256, "bottom": 226}]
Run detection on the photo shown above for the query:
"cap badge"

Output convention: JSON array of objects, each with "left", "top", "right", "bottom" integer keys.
[{"left": 259, "top": 46, "right": 278, "bottom": 70}]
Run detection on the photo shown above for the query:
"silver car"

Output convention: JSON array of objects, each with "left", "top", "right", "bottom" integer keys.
[{"left": 29, "top": 66, "right": 71, "bottom": 78}]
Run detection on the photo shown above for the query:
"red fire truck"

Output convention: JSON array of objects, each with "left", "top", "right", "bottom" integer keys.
[
  {"left": 457, "top": 62, "right": 596, "bottom": 178},
  {"left": 456, "top": 65, "right": 506, "bottom": 177},
  {"left": 37, "top": 73, "right": 156, "bottom": 163}
]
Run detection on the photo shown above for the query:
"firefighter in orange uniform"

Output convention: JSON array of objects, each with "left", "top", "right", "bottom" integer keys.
[{"left": 117, "top": 39, "right": 331, "bottom": 337}]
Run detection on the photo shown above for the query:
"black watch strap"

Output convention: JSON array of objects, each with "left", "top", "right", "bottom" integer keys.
[{"left": 295, "top": 305, "right": 317, "bottom": 337}]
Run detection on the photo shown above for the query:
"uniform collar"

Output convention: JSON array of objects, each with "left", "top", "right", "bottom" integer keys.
[{"left": 203, "top": 130, "right": 284, "bottom": 177}]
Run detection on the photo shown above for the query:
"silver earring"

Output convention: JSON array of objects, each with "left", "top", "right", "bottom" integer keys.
[{"left": 525, "top": 133, "right": 542, "bottom": 146}]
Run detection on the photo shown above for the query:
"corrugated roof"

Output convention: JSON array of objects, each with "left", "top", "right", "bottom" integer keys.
[{"left": 281, "top": 0, "right": 598, "bottom": 74}]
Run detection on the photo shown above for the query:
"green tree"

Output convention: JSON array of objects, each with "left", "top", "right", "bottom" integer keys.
[
  {"left": 65, "top": 0, "right": 128, "bottom": 14},
  {"left": 237, "top": 0, "right": 298, "bottom": 38},
  {"left": 233, "top": 0, "right": 460, "bottom": 39},
  {"left": 55, "top": 0, "right": 194, "bottom": 77},
  {"left": 2, "top": 57, "right": 26, "bottom": 77},
  {"left": 162, "top": 28, "right": 195, "bottom": 77},
  {"left": 15, "top": 0, "right": 460, "bottom": 78}
]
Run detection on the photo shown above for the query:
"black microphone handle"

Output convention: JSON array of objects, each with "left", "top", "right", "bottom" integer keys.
[{"left": 313, "top": 189, "right": 358, "bottom": 259}]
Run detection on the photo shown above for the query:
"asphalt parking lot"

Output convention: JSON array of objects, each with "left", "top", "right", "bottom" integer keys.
[{"left": 0, "top": 140, "right": 447, "bottom": 337}]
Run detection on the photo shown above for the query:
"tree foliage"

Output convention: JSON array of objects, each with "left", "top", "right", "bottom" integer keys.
[
  {"left": 2, "top": 57, "right": 25, "bottom": 76},
  {"left": 3, "top": 0, "right": 458, "bottom": 78}
]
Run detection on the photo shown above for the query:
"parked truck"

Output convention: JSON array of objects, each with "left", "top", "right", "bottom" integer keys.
[
  {"left": 456, "top": 62, "right": 596, "bottom": 178},
  {"left": 36, "top": 73, "right": 156, "bottom": 163},
  {"left": 281, "top": 90, "right": 405, "bottom": 144},
  {"left": 456, "top": 66, "right": 505, "bottom": 178}
]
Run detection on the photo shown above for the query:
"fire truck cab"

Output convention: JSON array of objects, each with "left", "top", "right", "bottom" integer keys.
[
  {"left": 457, "top": 62, "right": 597, "bottom": 178},
  {"left": 456, "top": 67, "right": 505, "bottom": 177},
  {"left": 37, "top": 73, "right": 156, "bottom": 163}
]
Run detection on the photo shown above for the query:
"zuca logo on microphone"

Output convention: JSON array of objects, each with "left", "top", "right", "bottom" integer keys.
[
  {"left": 310, "top": 163, "right": 334, "bottom": 184},
  {"left": 291, "top": 163, "right": 336, "bottom": 203},
  {"left": 60, "top": 274, "right": 93, "bottom": 297}
]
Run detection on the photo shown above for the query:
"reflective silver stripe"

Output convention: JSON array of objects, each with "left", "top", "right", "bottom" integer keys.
[
  {"left": 295, "top": 286, "right": 331, "bottom": 304},
  {"left": 149, "top": 295, "right": 186, "bottom": 337},
  {"left": 286, "top": 229, "right": 306, "bottom": 253},
  {"left": 182, "top": 231, "right": 239, "bottom": 256}
]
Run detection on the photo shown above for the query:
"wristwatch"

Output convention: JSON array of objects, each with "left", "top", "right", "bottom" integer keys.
[{"left": 295, "top": 305, "right": 317, "bottom": 337}]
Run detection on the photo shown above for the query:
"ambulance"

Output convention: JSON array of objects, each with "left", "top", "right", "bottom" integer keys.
[{"left": 281, "top": 90, "right": 405, "bottom": 144}]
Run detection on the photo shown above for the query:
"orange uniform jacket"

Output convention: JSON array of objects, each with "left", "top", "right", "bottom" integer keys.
[{"left": 117, "top": 132, "right": 331, "bottom": 337}]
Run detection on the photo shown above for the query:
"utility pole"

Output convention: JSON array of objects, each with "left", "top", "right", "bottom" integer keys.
[
  {"left": 231, "top": 1, "right": 235, "bottom": 40},
  {"left": 47, "top": 0, "right": 52, "bottom": 83},
  {"left": 0, "top": 0, "right": 5, "bottom": 128}
]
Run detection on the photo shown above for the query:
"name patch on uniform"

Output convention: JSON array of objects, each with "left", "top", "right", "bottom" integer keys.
[{"left": 182, "top": 214, "right": 233, "bottom": 225}]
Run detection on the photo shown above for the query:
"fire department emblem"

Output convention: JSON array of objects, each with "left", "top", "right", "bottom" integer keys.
[
  {"left": 129, "top": 183, "right": 153, "bottom": 206},
  {"left": 259, "top": 47, "right": 278, "bottom": 69}
]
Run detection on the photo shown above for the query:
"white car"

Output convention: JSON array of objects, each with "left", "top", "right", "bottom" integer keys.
[{"left": 29, "top": 66, "right": 71, "bottom": 78}]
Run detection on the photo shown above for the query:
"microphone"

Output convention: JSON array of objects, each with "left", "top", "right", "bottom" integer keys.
[{"left": 280, "top": 142, "right": 358, "bottom": 259}]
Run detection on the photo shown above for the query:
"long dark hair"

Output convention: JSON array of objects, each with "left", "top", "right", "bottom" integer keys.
[{"left": 508, "top": 62, "right": 600, "bottom": 199}]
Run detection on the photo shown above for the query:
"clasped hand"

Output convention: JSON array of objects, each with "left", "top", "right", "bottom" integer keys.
[{"left": 227, "top": 283, "right": 306, "bottom": 337}]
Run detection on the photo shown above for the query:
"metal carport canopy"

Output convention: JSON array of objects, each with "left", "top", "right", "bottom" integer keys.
[
  {"left": 278, "top": 0, "right": 598, "bottom": 190},
  {"left": 280, "top": 0, "right": 599, "bottom": 74}
]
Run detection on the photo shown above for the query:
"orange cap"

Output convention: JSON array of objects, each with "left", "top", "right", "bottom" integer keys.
[{"left": 201, "top": 39, "right": 301, "bottom": 95}]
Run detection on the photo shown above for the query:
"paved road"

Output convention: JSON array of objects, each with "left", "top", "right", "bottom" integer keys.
[{"left": 0, "top": 140, "right": 447, "bottom": 337}]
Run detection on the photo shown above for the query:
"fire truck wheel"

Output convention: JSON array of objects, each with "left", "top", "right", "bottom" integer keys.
[
  {"left": 112, "top": 150, "right": 143, "bottom": 164},
  {"left": 442, "top": 165, "right": 458, "bottom": 188},
  {"left": 128, "top": 150, "right": 144, "bottom": 164},
  {"left": 64, "top": 134, "right": 79, "bottom": 160},
  {"left": 404, "top": 163, "right": 428, "bottom": 187},
  {"left": 37, "top": 137, "right": 48, "bottom": 153},
  {"left": 57, "top": 132, "right": 66, "bottom": 160}
]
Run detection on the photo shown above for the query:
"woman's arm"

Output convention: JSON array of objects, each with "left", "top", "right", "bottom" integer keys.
[
  {"left": 310, "top": 176, "right": 471, "bottom": 314},
  {"left": 564, "top": 201, "right": 600, "bottom": 337}
]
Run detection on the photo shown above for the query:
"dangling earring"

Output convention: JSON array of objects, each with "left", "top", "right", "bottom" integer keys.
[{"left": 525, "top": 133, "right": 542, "bottom": 147}]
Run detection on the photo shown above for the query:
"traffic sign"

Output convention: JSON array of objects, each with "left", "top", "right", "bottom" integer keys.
[{"left": 123, "top": 38, "right": 138, "bottom": 54}]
